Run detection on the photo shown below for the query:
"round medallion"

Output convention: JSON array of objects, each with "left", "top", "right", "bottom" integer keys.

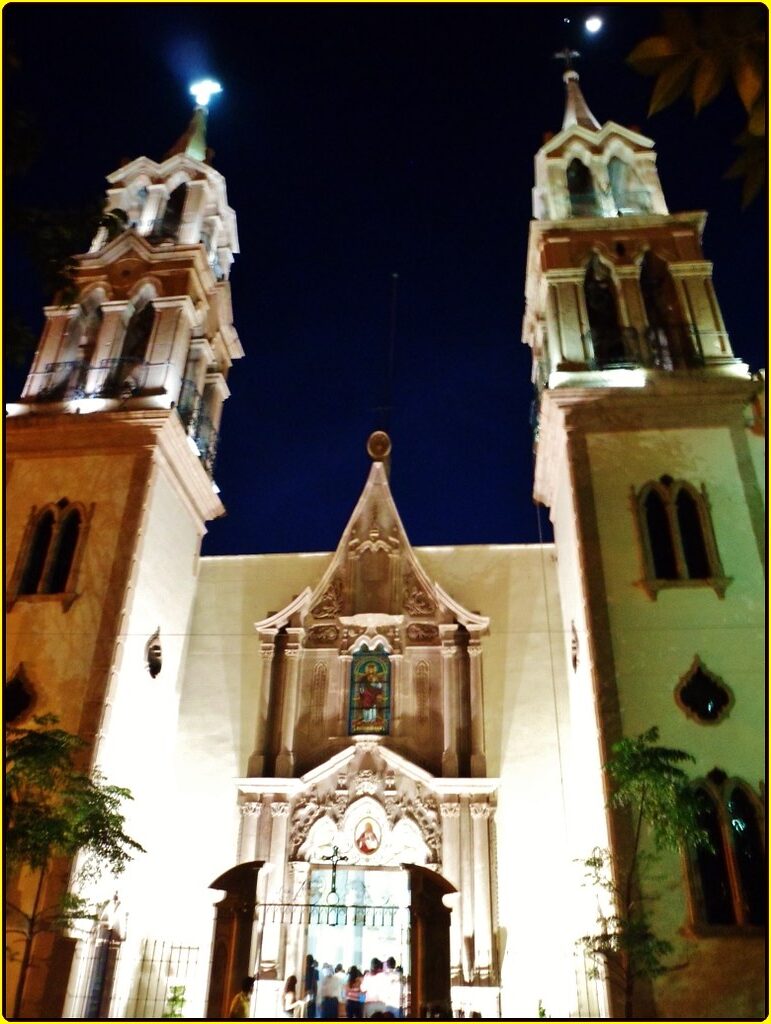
[{"left": 367, "top": 431, "right": 392, "bottom": 462}]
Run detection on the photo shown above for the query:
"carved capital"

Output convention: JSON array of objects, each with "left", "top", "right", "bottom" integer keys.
[
  {"left": 240, "top": 802, "right": 262, "bottom": 818},
  {"left": 271, "top": 801, "right": 291, "bottom": 818},
  {"left": 440, "top": 802, "right": 460, "bottom": 819},
  {"left": 467, "top": 643, "right": 483, "bottom": 660},
  {"left": 260, "top": 642, "right": 276, "bottom": 659},
  {"left": 284, "top": 647, "right": 302, "bottom": 660},
  {"left": 441, "top": 645, "right": 458, "bottom": 659},
  {"left": 470, "top": 802, "right": 492, "bottom": 820}
]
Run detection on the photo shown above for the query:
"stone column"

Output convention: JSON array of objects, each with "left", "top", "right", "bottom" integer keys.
[
  {"left": 285, "top": 861, "right": 311, "bottom": 982},
  {"left": 339, "top": 652, "right": 352, "bottom": 729},
  {"left": 179, "top": 179, "right": 208, "bottom": 245},
  {"left": 138, "top": 183, "right": 166, "bottom": 235},
  {"left": 238, "top": 801, "right": 262, "bottom": 864},
  {"left": 440, "top": 627, "right": 459, "bottom": 777},
  {"left": 389, "top": 653, "right": 403, "bottom": 735},
  {"left": 467, "top": 635, "right": 487, "bottom": 777},
  {"left": 248, "top": 628, "right": 278, "bottom": 776},
  {"left": 470, "top": 802, "right": 494, "bottom": 982},
  {"left": 260, "top": 800, "right": 291, "bottom": 976},
  {"left": 276, "top": 628, "right": 304, "bottom": 777},
  {"left": 440, "top": 801, "right": 463, "bottom": 983}
]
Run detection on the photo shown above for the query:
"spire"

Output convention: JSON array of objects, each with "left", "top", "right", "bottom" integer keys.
[
  {"left": 561, "top": 68, "right": 601, "bottom": 132},
  {"left": 553, "top": 49, "right": 600, "bottom": 132},
  {"left": 163, "top": 79, "right": 222, "bottom": 162},
  {"left": 164, "top": 105, "right": 209, "bottom": 161}
]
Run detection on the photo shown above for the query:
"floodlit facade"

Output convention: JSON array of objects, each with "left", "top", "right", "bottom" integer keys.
[{"left": 5, "top": 73, "right": 765, "bottom": 1020}]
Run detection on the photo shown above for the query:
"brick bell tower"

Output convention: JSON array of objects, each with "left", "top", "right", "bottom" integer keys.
[
  {"left": 5, "top": 85, "right": 242, "bottom": 1017},
  {"left": 522, "top": 63, "right": 765, "bottom": 1018}
]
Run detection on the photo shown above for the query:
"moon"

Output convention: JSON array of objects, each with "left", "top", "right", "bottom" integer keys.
[{"left": 585, "top": 16, "right": 603, "bottom": 34}]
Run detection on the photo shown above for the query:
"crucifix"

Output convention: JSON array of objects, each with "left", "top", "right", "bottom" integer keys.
[
  {"left": 321, "top": 845, "right": 349, "bottom": 905},
  {"left": 553, "top": 46, "right": 581, "bottom": 70}
]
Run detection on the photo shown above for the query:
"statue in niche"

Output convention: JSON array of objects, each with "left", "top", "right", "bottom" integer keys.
[{"left": 348, "top": 650, "right": 390, "bottom": 736}]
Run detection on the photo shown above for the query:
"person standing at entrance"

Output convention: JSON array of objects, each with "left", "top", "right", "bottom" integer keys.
[
  {"left": 383, "top": 958, "right": 402, "bottom": 1018},
  {"left": 228, "top": 976, "right": 254, "bottom": 1019},
  {"left": 318, "top": 963, "right": 341, "bottom": 1019},
  {"left": 344, "top": 966, "right": 363, "bottom": 1019},
  {"left": 304, "top": 954, "right": 319, "bottom": 1019},
  {"left": 360, "top": 959, "right": 386, "bottom": 1018}
]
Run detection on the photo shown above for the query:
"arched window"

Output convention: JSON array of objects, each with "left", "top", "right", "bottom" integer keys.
[
  {"left": 584, "top": 255, "right": 625, "bottom": 365},
  {"left": 633, "top": 477, "right": 727, "bottom": 598},
  {"left": 688, "top": 779, "right": 765, "bottom": 928},
  {"left": 727, "top": 787, "right": 765, "bottom": 925},
  {"left": 122, "top": 300, "right": 155, "bottom": 363},
  {"left": 643, "top": 489, "right": 677, "bottom": 579},
  {"left": 608, "top": 157, "right": 650, "bottom": 214},
  {"left": 158, "top": 183, "right": 187, "bottom": 239},
  {"left": 12, "top": 501, "right": 87, "bottom": 603},
  {"left": 18, "top": 510, "right": 54, "bottom": 595},
  {"left": 693, "top": 787, "right": 736, "bottom": 924},
  {"left": 639, "top": 251, "right": 699, "bottom": 369},
  {"left": 567, "top": 158, "right": 599, "bottom": 216},
  {"left": 47, "top": 507, "right": 81, "bottom": 594}
]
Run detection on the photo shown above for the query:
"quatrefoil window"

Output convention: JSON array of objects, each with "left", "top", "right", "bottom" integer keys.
[{"left": 675, "top": 657, "right": 732, "bottom": 724}]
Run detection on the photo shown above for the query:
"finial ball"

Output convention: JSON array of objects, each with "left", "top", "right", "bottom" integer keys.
[{"left": 367, "top": 431, "right": 392, "bottom": 462}]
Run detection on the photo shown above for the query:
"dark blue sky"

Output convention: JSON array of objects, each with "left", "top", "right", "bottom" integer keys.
[{"left": 5, "top": 4, "right": 766, "bottom": 556}]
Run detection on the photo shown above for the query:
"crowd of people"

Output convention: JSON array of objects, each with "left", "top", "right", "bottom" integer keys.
[
  {"left": 229, "top": 955, "right": 478, "bottom": 1019},
  {"left": 284, "top": 954, "right": 405, "bottom": 1019}
]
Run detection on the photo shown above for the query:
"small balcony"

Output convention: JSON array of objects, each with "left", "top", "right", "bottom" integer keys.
[
  {"left": 25, "top": 357, "right": 154, "bottom": 402},
  {"left": 585, "top": 324, "right": 706, "bottom": 371},
  {"left": 176, "top": 378, "right": 219, "bottom": 478}
]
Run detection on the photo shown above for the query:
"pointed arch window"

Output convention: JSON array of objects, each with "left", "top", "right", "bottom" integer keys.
[
  {"left": 158, "top": 182, "right": 187, "bottom": 240},
  {"left": 584, "top": 255, "right": 626, "bottom": 366},
  {"left": 632, "top": 476, "right": 728, "bottom": 598},
  {"left": 640, "top": 251, "right": 701, "bottom": 369},
  {"left": 10, "top": 501, "right": 89, "bottom": 608},
  {"left": 348, "top": 647, "right": 391, "bottom": 736},
  {"left": 608, "top": 156, "right": 651, "bottom": 214},
  {"left": 567, "top": 157, "right": 599, "bottom": 216},
  {"left": 687, "top": 779, "right": 765, "bottom": 930}
]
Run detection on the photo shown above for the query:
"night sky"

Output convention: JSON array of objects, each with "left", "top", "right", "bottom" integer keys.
[{"left": 5, "top": 4, "right": 766, "bottom": 557}]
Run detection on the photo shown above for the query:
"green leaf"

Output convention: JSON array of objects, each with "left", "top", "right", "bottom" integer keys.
[{"left": 649, "top": 53, "right": 699, "bottom": 116}]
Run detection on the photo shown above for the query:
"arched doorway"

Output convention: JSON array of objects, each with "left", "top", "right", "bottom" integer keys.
[{"left": 206, "top": 860, "right": 455, "bottom": 1019}]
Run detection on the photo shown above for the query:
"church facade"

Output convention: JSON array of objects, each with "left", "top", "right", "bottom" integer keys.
[{"left": 5, "top": 73, "right": 765, "bottom": 1020}]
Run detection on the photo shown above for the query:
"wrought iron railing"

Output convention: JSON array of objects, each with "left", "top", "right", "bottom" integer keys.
[
  {"left": 176, "top": 378, "right": 219, "bottom": 477},
  {"left": 26, "top": 358, "right": 158, "bottom": 402},
  {"left": 584, "top": 323, "right": 706, "bottom": 371}
]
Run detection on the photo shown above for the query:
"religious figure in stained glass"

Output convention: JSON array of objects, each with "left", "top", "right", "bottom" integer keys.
[{"left": 349, "top": 651, "right": 390, "bottom": 735}]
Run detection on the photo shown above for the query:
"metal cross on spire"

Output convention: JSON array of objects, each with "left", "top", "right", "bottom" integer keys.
[{"left": 553, "top": 47, "right": 580, "bottom": 70}]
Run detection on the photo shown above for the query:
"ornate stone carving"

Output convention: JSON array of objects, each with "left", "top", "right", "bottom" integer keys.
[
  {"left": 470, "top": 802, "right": 492, "bottom": 820},
  {"left": 403, "top": 571, "right": 436, "bottom": 615},
  {"left": 467, "top": 642, "right": 483, "bottom": 659},
  {"left": 308, "top": 625, "right": 340, "bottom": 645},
  {"left": 311, "top": 576, "right": 343, "bottom": 618},
  {"left": 406, "top": 623, "right": 439, "bottom": 644},
  {"left": 384, "top": 769, "right": 396, "bottom": 792},
  {"left": 439, "top": 802, "right": 460, "bottom": 818},
  {"left": 289, "top": 791, "right": 323, "bottom": 857},
  {"left": 354, "top": 769, "right": 379, "bottom": 796},
  {"left": 407, "top": 786, "right": 441, "bottom": 862},
  {"left": 270, "top": 801, "right": 291, "bottom": 818},
  {"left": 240, "top": 802, "right": 262, "bottom": 818}
]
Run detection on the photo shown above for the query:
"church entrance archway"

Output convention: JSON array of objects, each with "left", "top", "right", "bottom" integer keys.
[{"left": 243, "top": 864, "right": 454, "bottom": 1015}]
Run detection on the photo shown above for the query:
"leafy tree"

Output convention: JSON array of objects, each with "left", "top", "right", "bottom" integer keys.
[
  {"left": 579, "top": 727, "right": 709, "bottom": 1018},
  {"left": 5, "top": 714, "right": 144, "bottom": 1018},
  {"left": 627, "top": 5, "right": 766, "bottom": 206}
]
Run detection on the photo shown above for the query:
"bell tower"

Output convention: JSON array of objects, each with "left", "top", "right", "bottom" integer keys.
[
  {"left": 5, "top": 88, "right": 242, "bottom": 1017},
  {"left": 522, "top": 66, "right": 765, "bottom": 1018}
]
